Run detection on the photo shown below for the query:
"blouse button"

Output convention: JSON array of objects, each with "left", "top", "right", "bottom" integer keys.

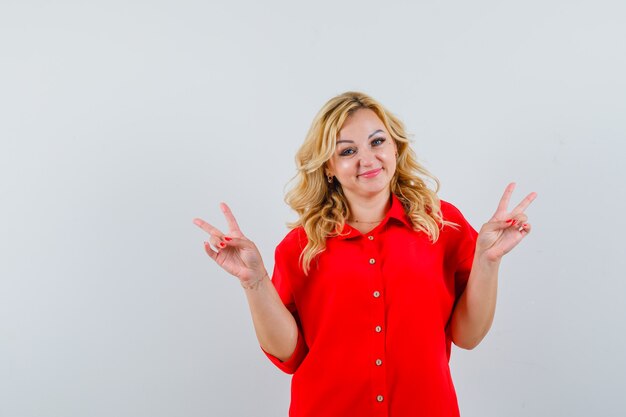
[
  {"left": 376, "top": 395, "right": 384, "bottom": 402},
  {"left": 373, "top": 291, "right": 380, "bottom": 298},
  {"left": 375, "top": 325, "right": 382, "bottom": 333},
  {"left": 369, "top": 258, "right": 376, "bottom": 264},
  {"left": 375, "top": 359, "right": 383, "bottom": 366},
  {"left": 368, "top": 235, "right": 374, "bottom": 240}
]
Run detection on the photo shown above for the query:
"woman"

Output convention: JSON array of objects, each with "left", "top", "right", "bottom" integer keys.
[{"left": 193, "top": 91, "right": 536, "bottom": 417}]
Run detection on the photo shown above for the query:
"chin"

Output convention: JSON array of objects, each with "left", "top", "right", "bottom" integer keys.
[{"left": 355, "top": 186, "right": 391, "bottom": 199}]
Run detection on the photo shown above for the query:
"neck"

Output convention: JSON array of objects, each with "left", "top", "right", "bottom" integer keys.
[{"left": 345, "top": 189, "right": 392, "bottom": 225}]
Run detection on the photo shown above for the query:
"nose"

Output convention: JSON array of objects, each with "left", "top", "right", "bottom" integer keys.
[{"left": 359, "top": 146, "right": 376, "bottom": 167}]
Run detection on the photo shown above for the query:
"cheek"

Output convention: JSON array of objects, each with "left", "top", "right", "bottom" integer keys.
[
  {"left": 384, "top": 153, "right": 397, "bottom": 173},
  {"left": 379, "top": 150, "right": 396, "bottom": 164},
  {"left": 336, "top": 159, "right": 354, "bottom": 173}
]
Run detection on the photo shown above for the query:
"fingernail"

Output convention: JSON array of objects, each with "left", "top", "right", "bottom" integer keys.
[
  {"left": 219, "top": 242, "right": 225, "bottom": 248},
  {"left": 506, "top": 219, "right": 514, "bottom": 223},
  {"left": 523, "top": 223, "right": 528, "bottom": 227},
  {"left": 224, "top": 237, "right": 232, "bottom": 241},
  {"left": 193, "top": 219, "right": 202, "bottom": 226}
]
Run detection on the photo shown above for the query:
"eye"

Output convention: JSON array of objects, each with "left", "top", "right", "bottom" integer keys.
[
  {"left": 371, "top": 137, "right": 386, "bottom": 146},
  {"left": 339, "top": 147, "right": 356, "bottom": 157}
]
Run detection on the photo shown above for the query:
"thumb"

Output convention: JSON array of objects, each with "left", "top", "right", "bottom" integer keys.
[
  {"left": 221, "top": 236, "right": 255, "bottom": 250},
  {"left": 482, "top": 219, "right": 514, "bottom": 233}
]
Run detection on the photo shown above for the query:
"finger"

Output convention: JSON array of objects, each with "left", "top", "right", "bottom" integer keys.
[
  {"left": 193, "top": 218, "right": 226, "bottom": 239},
  {"left": 209, "top": 235, "right": 227, "bottom": 251},
  {"left": 218, "top": 236, "right": 251, "bottom": 249},
  {"left": 482, "top": 214, "right": 529, "bottom": 233},
  {"left": 203, "top": 241, "right": 218, "bottom": 260},
  {"left": 511, "top": 192, "right": 538, "bottom": 215},
  {"left": 506, "top": 214, "right": 528, "bottom": 227},
  {"left": 220, "top": 202, "right": 243, "bottom": 234},
  {"left": 519, "top": 222, "right": 532, "bottom": 235},
  {"left": 482, "top": 219, "right": 514, "bottom": 232},
  {"left": 494, "top": 182, "right": 516, "bottom": 217}
]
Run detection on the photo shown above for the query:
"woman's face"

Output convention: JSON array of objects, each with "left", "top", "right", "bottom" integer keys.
[{"left": 326, "top": 108, "right": 397, "bottom": 202}]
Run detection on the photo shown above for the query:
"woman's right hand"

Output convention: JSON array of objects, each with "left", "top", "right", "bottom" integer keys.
[{"left": 193, "top": 202, "right": 267, "bottom": 287}]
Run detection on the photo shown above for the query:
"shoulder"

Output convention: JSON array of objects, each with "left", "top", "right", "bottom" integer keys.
[
  {"left": 273, "top": 227, "right": 308, "bottom": 280},
  {"left": 440, "top": 199, "right": 477, "bottom": 233},
  {"left": 439, "top": 200, "right": 466, "bottom": 223},
  {"left": 276, "top": 226, "right": 308, "bottom": 255},
  {"left": 439, "top": 199, "right": 478, "bottom": 240}
]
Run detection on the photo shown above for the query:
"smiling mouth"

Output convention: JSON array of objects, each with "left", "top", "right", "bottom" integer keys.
[{"left": 358, "top": 168, "right": 382, "bottom": 178}]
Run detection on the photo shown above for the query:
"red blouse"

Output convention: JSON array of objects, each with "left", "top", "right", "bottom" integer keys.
[{"left": 264, "top": 194, "right": 478, "bottom": 417}]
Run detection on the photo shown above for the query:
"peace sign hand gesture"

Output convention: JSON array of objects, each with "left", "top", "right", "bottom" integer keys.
[
  {"left": 476, "top": 183, "right": 537, "bottom": 262},
  {"left": 193, "top": 203, "right": 268, "bottom": 287}
]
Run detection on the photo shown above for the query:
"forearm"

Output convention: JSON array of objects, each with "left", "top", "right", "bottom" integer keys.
[
  {"left": 243, "top": 273, "right": 299, "bottom": 361},
  {"left": 449, "top": 255, "right": 501, "bottom": 349}
]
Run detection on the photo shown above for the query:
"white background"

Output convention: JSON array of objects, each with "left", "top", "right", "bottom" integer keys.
[{"left": 1, "top": 1, "right": 625, "bottom": 416}]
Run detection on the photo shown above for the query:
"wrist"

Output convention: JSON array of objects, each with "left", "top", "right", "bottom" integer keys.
[
  {"left": 241, "top": 272, "right": 269, "bottom": 290},
  {"left": 474, "top": 251, "right": 502, "bottom": 269}
]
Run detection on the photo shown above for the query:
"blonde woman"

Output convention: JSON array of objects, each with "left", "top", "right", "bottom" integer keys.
[{"left": 193, "top": 92, "right": 536, "bottom": 417}]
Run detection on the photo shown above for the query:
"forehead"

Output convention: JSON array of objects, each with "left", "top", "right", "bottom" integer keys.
[{"left": 338, "top": 108, "right": 385, "bottom": 139}]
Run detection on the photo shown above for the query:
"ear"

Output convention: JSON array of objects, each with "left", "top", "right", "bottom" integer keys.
[{"left": 323, "top": 162, "right": 332, "bottom": 177}]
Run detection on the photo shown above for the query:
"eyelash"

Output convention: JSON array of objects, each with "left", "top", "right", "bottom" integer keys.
[{"left": 339, "top": 138, "right": 386, "bottom": 157}]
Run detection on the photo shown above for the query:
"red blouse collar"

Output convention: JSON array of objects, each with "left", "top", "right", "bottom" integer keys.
[{"left": 334, "top": 193, "right": 411, "bottom": 240}]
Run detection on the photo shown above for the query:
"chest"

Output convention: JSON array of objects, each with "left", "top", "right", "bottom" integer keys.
[{"left": 291, "top": 227, "right": 457, "bottom": 317}]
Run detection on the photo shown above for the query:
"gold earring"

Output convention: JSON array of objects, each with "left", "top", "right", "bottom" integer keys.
[{"left": 327, "top": 173, "right": 333, "bottom": 183}]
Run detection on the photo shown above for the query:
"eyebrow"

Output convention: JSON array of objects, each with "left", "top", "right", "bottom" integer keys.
[{"left": 336, "top": 129, "right": 385, "bottom": 144}]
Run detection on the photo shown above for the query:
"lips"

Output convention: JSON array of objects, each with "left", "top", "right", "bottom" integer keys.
[{"left": 358, "top": 168, "right": 382, "bottom": 178}]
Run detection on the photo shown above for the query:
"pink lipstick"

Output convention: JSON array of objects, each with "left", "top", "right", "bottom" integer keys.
[{"left": 359, "top": 168, "right": 382, "bottom": 178}]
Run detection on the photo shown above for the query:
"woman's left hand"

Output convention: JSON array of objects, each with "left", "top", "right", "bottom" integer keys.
[{"left": 476, "top": 183, "right": 537, "bottom": 262}]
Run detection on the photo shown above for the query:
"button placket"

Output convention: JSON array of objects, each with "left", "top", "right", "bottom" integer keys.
[{"left": 365, "top": 231, "right": 387, "bottom": 411}]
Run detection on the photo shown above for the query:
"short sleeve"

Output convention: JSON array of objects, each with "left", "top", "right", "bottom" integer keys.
[
  {"left": 261, "top": 235, "right": 309, "bottom": 374},
  {"left": 442, "top": 201, "right": 479, "bottom": 299}
]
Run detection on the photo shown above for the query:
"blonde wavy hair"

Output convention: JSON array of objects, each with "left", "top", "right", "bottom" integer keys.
[{"left": 286, "top": 91, "right": 449, "bottom": 274}]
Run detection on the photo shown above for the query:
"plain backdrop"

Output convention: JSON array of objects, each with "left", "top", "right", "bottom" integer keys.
[{"left": 1, "top": 1, "right": 625, "bottom": 416}]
